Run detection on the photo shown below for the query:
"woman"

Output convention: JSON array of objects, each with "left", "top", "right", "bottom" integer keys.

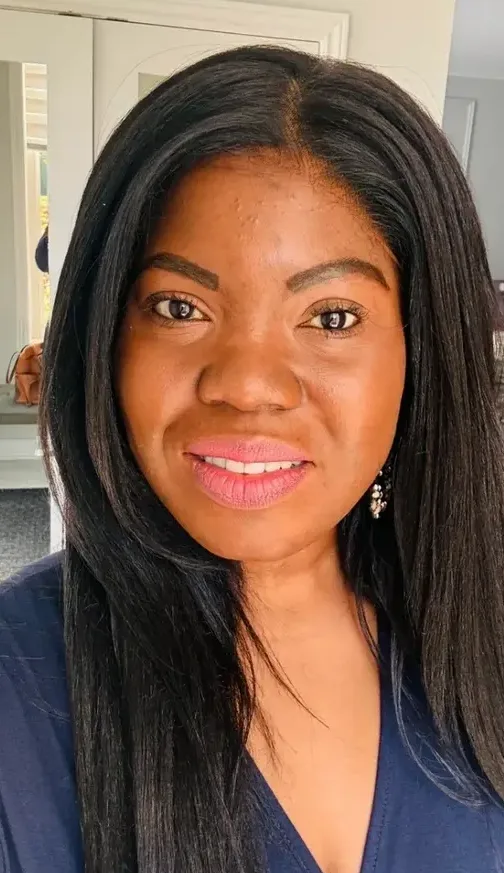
[{"left": 0, "top": 45, "right": 503, "bottom": 873}]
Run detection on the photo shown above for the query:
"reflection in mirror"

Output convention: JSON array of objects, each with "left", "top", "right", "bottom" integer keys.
[{"left": 0, "top": 60, "right": 50, "bottom": 578}]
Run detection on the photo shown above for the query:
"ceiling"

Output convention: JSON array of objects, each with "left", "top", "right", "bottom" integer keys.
[{"left": 449, "top": 0, "right": 504, "bottom": 79}]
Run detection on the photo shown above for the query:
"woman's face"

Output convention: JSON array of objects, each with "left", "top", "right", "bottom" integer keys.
[{"left": 117, "top": 151, "right": 405, "bottom": 563}]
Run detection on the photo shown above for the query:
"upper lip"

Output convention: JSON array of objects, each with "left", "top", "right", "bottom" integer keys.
[{"left": 185, "top": 437, "right": 310, "bottom": 464}]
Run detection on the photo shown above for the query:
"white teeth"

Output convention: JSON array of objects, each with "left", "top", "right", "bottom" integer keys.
[
  {"left": 203, "top": 457, "right": 303, "bottom": 475},
  {"left": 226, "top": 459, "right": 245, "bottom": 474},
  {"left": 265, "top": 461, "right": 296, "bottom": 472},
  {"left": 244, "top": 462, "right": 267, "bottom": 475}
]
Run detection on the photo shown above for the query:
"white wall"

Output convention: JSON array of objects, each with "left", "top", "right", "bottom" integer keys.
[
  {"left": 244, "top": 0, "right": 457, "bottom": 122},
  {"left": 0, "top": 0, "right": 457, "bottom": 123},
  {"left": 446, "top": 76, "right": 504, "bottom": 279},
  {"left": 0, "top": 61, "right": 18, "bottom": 381}
]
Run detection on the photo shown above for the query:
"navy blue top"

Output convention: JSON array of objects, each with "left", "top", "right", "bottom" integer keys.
[{"left": 1, "top": 553, "right": 504, "bottom": 872}]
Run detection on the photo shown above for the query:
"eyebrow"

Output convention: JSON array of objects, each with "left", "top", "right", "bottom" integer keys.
[
  {"left": 140, "top": 252, "right": 389, "bottom": 294},
  {"left": 140, "top": 252, "right": 219, "bottom": 291},
  {"left": 286, "top": 258, "right": 390, "bottom": 293}
]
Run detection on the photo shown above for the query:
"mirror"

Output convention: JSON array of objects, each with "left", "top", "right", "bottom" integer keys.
[{"left": 0, "top": 60, "right": 50, "bottom": 578}]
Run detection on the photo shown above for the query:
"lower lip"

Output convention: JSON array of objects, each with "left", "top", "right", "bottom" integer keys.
[{"left": 187, "top": 456, "right": 310, "bottom": 510}]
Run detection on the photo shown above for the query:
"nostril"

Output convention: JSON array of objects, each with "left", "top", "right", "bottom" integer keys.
[{"left": 196, "top": 359, "right": 303, "bottom": 413}]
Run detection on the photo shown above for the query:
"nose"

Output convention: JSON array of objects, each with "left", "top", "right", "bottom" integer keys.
[{"left": 197, "top": 336, "right": 303, "bottom": 413}]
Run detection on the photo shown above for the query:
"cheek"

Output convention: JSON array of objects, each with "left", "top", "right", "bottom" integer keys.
[
  {"left": 115, "top": 325, "right": 194, "bottom": 456},
  {"left": 310, "top": 328, "right": 406, "bottom": 454}
]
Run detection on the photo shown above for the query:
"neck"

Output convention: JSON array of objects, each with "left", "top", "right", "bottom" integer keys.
[{"left": 242, "top": 535, "right": 375, "bottom": 645}]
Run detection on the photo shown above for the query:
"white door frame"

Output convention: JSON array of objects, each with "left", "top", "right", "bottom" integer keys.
[
  {"left": 0, "top": 0, "right": 349, "bottom": 58},
  {"left": 0, "top": 9, "right": 93, "bottom": 298},
  {"left": 0, "top": 9, "right": 93, "bottom": 550}
]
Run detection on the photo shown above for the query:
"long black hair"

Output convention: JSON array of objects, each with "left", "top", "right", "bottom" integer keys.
[{"left": 40, "top": 46, "right": 504, "bottom": 873}]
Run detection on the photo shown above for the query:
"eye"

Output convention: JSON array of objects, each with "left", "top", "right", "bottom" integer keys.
[
  {"left": 152, "top": 296, "right": 207, "bottom": 322},
  {"left": 307, "top": 307, "right": 360, "bottom": 332}
]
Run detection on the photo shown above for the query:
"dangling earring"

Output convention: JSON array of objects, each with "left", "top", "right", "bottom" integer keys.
[{"left": 370, "top": 467, "right": 392, "bottom": 519}]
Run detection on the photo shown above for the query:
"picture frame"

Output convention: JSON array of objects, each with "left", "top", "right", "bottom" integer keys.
[
  {"left": 443, "top": 95, "right": 476, "bottom": 175},
  {"left": 494, "top": 281, "right": 504, "bottom": 331}
]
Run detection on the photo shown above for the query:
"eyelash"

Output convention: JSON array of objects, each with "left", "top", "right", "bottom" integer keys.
[
  {"left": 303, "top": 300, "right": 367, "bottom": 336},
  {"left": 144, "top": 293, "right": 367, "bottom": 336},
  {"left": 144, "top": 292, "right": 208, "bottom": 325}
]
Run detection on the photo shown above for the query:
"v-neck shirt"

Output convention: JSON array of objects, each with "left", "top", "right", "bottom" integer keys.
[
  {"left": 0, "top": 553, "right": 503, "bottom": 872},
  {"left": 253, "top": 634, "right": 504, "bottom": 873}
]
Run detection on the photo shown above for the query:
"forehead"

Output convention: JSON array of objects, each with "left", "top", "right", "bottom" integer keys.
[{"left": 146, "top": 150, "right": 395, "bottom": 279}]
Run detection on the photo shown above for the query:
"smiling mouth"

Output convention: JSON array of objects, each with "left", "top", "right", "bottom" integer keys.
[
  {"left": 198, "top": 456, "right": 305, "bottom": 475},
  {"left": 186, "top": 454, "right": 310, "bottom": 510},
  {"left": 183, "top": 436, "right": 311, "bottom": 509}
]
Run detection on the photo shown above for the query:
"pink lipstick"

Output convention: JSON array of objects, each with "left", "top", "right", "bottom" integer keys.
[{"left": 185, "top": 438, "right": 310, "bottom": 510}]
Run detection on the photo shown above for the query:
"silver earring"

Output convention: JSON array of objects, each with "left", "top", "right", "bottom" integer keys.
[{"left": 370, "top": 468, "right": 392, "bottom": 519}]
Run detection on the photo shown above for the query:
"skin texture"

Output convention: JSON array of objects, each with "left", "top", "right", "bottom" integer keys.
[
  {"left": 116, "top": 150, "right": 406, "bottom": 873},
  {"left": 117, "top": 150, "right": 405, "bottom": 564}
]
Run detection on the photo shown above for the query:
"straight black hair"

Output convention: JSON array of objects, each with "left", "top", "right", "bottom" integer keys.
[{"left": 40, "top": 45, "right": 504, "bottom": 873}]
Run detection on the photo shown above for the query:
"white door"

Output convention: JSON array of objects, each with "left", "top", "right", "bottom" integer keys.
[
  {"left": 0, "top": 10, "right": 93, "bottom": 303},
  {"left": 0, "top": 10, "right": 93, "bottom": 559},
  {"left": 94, "top": 5, "right": 349, "bottom": 155}
]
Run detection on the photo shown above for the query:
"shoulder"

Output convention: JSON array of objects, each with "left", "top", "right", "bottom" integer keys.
[
  {"left": 0, "top": 550, "right": 63, "bottom": 606},
  {"left": 0, "top": 552, "right": 68, "bottom": 717},
  {"left": 0, "top": 555, "right": 83, "bottom": 873}
]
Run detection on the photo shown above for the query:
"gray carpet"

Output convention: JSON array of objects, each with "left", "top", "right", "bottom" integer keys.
[{"left": 0, "top": 489, "right": 50, "bottom": 580}]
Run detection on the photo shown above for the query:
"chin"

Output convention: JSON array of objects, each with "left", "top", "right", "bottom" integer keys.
[
  {"left": 201, "top": 539, "right": 304, "bottom": 564},
  {"left": 174, "top": 515, "right": 319, "bottom": 565}
]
